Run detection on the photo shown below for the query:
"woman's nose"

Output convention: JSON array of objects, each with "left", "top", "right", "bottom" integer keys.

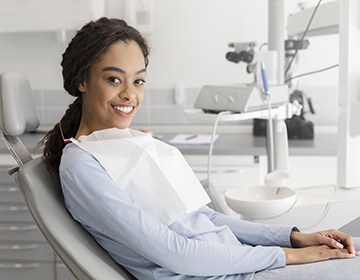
[{"left": 119, "top": 84, "right": 136, "bottom": 101}]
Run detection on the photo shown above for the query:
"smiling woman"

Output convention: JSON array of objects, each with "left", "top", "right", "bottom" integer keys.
[
  {"left": 41, "top": 17, "right": 149, "bottom": 173},
  {"left": 40, "top": 17, "right": 360, "bottom": 280}
]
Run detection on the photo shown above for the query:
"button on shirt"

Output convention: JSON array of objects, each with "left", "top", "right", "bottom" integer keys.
[{"left": 60, "top": 144, "right": 294, "bottom": 280}]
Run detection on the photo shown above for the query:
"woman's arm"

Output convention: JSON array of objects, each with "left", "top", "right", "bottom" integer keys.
[
  {"left": 198, "top": 201, "right": 359, "bottom": 265},
  {"left": 198, "top": 206, "right": 295, "bottom": 247},
  {"left": 60, "top": 147, "right": 286, "bottom": 276}
]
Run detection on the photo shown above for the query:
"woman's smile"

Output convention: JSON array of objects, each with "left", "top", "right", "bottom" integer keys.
[{"left": 111, "top": 104, "right": 136, "bottom": 114}]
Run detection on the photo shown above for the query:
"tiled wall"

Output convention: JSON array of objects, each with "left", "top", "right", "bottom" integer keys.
[
  {"left": 32, "top": 87, "right": 209, "bottom": 126},
  {"left": 33, "top": 89, "right": 75, "bottom": 125},
  {"left": 33, "top": 86, "right": 338, "bottom": 127}
]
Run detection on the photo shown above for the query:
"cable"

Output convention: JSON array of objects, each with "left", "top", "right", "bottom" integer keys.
[
  {"left": 205, "top": 111, "right": 231, "bottom": 213},
  {"left": 284, "top": 0, "right": 323, "bottom": 76},
  {"left": 299, "top": 184, "right": 338, "bottom": 231},
  {"left": 259, "top": 42, "right": 268, "bottom": 51},
  {"left": 285, "top": 63, "right": 339, "bottom": 83},
  {"left": 266, "top": 94, "right": 274, "bottom": 172},
  {"left": 207, "top": 111, "right": 231, "bottom": 189}
]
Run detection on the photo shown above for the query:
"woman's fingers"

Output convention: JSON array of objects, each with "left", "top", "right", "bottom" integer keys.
[{"left": 319, "top": 229, "right": 355, "bottom": 255}]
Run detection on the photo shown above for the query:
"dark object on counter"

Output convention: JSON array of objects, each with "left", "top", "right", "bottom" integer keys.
[
  {"left": 253, "top": 90, "right": 315, "bottom": 139},
  {"left": 285, "top": 116, "right": 314, "bottom": 139},
  {"left": 253, "top": 117, "right": 314, "bottom": 139}
]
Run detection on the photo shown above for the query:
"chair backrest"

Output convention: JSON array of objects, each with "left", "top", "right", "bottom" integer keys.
[
  {"left": 15, "top": 157, "right": 135, "bottom": 280},
  {"left": 0, "top": 71, "right": 136, "bottom": 280},
  {"left": 0, "top": 71, "right": 39, "bottom": 136}
]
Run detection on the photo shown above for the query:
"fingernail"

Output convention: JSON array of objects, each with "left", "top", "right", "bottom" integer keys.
[{"left": 336, "top": 242, "right": 344, "bottom": 249}]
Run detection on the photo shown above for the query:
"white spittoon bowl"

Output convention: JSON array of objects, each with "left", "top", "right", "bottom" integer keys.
[{"left": 224, "top": 186, "right": 297, "bottom": 220}]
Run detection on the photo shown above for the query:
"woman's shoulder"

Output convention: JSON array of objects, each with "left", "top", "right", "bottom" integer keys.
[{"left": 60, "top": 143, "right": 96, "bottom": 169}]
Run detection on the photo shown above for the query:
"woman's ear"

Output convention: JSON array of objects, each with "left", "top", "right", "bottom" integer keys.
[{"left": 78, "top": 81, "right": 87, "bottom": 93}]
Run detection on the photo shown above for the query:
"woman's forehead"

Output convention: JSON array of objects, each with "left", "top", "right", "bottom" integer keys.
[{"left": 94, "top": 41, "right": 145, "bottom": 69}]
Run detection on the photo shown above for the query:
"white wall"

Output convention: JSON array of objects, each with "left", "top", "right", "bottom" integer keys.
[
  {"left": 284, "top": 0, "right": 339, "bottom": 89},
  {"left": 0, "top": 32, "right": 66, "bottom": 90},
  {"left": 147, "top": 0, "right": 267, "bottom": 88},
  {"left": 146, "top": 0, "right": 339, "bottom": 89},
  {"left": 0, "top": 0, "right": 339, "bottom": 91}
]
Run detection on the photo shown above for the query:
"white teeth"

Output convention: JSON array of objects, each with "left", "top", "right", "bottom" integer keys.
[{"left": 113, "top": 106, "right": 133, "bottom": 113}]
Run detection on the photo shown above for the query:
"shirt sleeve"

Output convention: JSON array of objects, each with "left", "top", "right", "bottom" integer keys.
[
  {"left": 60, "top": 146, "right": 287, "bottom": 277},
  {"left": 197, "top": 206, "right": 295, "bottom": 248}
]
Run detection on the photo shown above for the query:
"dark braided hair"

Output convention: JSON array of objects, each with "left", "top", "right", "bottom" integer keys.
[{"left": 41, "top": 17, "right": 150, "bottom": 174}]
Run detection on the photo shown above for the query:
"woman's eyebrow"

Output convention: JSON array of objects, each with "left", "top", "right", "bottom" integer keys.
[{"left": 102, "top": 66, "right": 146, "bottom": 75}]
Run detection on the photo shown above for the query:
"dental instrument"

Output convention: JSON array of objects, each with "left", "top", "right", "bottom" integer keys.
[{"left": 260, "top": 62, "right": 274, "bottom": 173}]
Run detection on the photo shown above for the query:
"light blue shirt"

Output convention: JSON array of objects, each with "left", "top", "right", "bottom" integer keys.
[{"left": 60, "top": 143, "right": 295, "bottom": 280}]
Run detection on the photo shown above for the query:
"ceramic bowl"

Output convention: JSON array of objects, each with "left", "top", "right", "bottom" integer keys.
[{"left": 224, "top": 186, "right": 297, "bottom": 219}]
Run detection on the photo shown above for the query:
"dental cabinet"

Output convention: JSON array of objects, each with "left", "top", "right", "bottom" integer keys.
[
  {"left": 0, "top": 156, "right": 55, "bottom": 280},
  {"left": 0, "top": 138, "right": 75, "bottom": 280}
]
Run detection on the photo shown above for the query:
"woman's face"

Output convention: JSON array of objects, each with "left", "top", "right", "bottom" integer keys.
[{"left": 77, "top": 40, "right": 146, "bottom": 136}]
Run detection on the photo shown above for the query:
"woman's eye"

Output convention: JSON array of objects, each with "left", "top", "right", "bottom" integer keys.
[
  {"left": 108, "top": 77, "right": 121, "bottom": 84},
  {"left": 135, "top": 79, "right": 146, "bottom": 86}
]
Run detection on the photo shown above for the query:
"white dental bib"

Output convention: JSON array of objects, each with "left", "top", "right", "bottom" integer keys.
[{"left": 71, "top": 128, "right": 210, "bottom": 225}]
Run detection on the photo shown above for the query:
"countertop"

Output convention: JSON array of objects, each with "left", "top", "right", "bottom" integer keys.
[
  {"left": 0, "top": 129, "right": 337, "bottom": 157},
  {"left": 162, "top": 132, "right": 337, "bottom": 156}
]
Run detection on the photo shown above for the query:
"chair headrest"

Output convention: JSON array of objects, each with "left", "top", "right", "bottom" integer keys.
[{"left": 0, "top": 72, "right": 39, "bottom": 136}]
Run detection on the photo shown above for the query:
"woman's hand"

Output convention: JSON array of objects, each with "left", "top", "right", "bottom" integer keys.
[
  {"left": 283, "top": 245, "right": 356, "bottom": 265},
  {"left": 290, "top": 229, "right": 358, "bottom": 255},
  {"left": 283, "top": 229, "right": 360, "bottom": 265}
]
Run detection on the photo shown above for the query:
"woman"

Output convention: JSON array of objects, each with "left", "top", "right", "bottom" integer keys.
[{"left": 42, "top": 17, "right": 360, "bottom": 280}]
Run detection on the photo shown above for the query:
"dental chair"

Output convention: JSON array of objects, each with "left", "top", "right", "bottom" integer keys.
[{"left": 0, "top": 72, "right": 136, "bottom": 280}]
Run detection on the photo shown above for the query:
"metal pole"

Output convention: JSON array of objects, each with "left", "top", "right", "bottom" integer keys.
[{"left": 268, "top": 0, "right": 285, "bottom": 85}]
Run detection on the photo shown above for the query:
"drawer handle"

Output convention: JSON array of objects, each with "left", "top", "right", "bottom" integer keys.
[
  {"left": 0, "top": 206, "right": 28, "bottom": 212},
  {"left": 0, "top": 244, "right": 38, "bottom": 250},
  {"left": 0, "top": 186, "right": 18, "bottom": 192},
  {"left": 56, "top": 262, "right": 68, "bottom": 269},
  {"left": 0, "top": 225, "right": 37, "bottom": 231},
  {"left": 0, "top": 263, "right": 39, "bottom": 269}
]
